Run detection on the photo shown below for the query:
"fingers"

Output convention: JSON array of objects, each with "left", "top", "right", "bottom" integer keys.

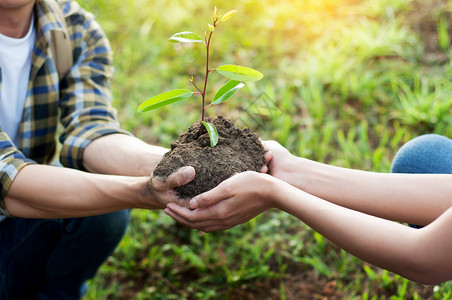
[
  {"left": 263, "top": 152, "right": 272, "bottom": 173},
  {"left": 165, "top": 202, "right": 257, "bottom": 233},
  {"left": 164, "top": 203, "right": 233, "bottom": 233},
  {"left": 164, "top": 204, "right": 193, "bottom": 225},
  {"left": 257, "top": 141, "right": 272, "bottom": 174},
  {"left": 152, "top": 166, "right": 195, "bottom": 190},
  {"left": 166, "top": 203, "right": 210, "bottom": 219},
  {"left": 189, "top": 185, "right": 231, "bottom": 209},
  {"left": 263, "top": 140, "right": 284, "bottom": 151}
]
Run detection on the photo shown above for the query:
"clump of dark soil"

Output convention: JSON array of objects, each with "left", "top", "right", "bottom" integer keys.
[{"left": 152, "top": 115, "right": 266, "bottom": 199}]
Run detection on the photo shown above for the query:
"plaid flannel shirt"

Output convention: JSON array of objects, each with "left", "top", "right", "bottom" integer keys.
[{"left": 0, "top": 0, "right": 129, "bottom": 217}]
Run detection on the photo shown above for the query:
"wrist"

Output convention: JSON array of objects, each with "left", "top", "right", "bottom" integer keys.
[
  {"left": 260, "top": 174, "right": 285, "bottom": 209},
  {"left": 134, "top": 176, "right": 163, "bottom": 210},
  {"left": 272, "top": 155, "right": 307, "bottom": 188}
]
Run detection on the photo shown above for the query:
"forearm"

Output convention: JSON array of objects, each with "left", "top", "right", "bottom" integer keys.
[
  {"left": 282, "top": 157, "right": 452, "bottom": 225},
  {"left": 83, "top": 134, "right": 168, "bottom": 176},
  {"left": 4, "top": 164, "right": 162, "bottom": 218},
  {"left": 272, "top": 182, "right": 443, "bottom": 284}
]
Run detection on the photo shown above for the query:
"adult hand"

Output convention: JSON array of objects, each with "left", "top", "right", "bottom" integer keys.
[
  {"left": 164, "top": 171, "right": 277, "bottom": 232},
  {"left": 263, "top": 140, "right": 298, "bottom": 183},
  {"left": 150, "top": 166, "right": 195, "bottom": 208}
]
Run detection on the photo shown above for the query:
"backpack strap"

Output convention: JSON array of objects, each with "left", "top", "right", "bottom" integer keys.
[{"left": 46, "top": 0, "right": 73, "bottom": 82}]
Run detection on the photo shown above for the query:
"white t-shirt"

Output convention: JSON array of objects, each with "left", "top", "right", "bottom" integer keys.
[{"left": 0, "top": 15, "right": 36, "bottom": 146}]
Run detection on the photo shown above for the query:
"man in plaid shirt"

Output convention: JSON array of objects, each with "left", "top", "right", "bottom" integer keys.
[{"left": 0, "top": 0, "right": 195, "bottom": 298}]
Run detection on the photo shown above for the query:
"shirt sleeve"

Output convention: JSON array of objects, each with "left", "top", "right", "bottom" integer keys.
[
  {"left": 0, "top": 129, "right": 36, "bottom": 216},
  {"left": 58, "top": 1, "right": 131, "bottom": 170}
]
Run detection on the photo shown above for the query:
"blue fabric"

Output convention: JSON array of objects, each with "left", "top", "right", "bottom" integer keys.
[
  {"left": 391, "top": 134, "right": 452, "bottom": 174},
  {"left": 0, "top": 210, "right": 129, "bottom": 299},
  {"left": 391, "top": 134, "right": 452, "bottom": 228}
]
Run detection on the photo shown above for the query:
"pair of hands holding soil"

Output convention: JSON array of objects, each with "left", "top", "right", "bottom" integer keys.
[{"left": 154, "top": 140, "right": 293, "bottom": 232}]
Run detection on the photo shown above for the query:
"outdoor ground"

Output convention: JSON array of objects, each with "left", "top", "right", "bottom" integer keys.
[{"left": 79, "top": 0, "right": 452, "bottom": 299}]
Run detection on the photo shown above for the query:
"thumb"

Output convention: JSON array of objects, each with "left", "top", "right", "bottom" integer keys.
[
  {"left": 153, "top": 166, "right": 195, "bottom": 190},
  {"left": 168, "top": 166, "right": 196, "bottom": 188}
]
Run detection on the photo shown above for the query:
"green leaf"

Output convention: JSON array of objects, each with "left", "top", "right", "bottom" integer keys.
[
  {"left": 169, "top": 31, "right": 203, "bottom": 43},
  {"left": 201, "top": 121, "right": 219, "bottom": 147},
  {"left": 138, "top": 89, "right": 193, "bottom": 112},
  {"left": 212, "top": 80, "right": 245, "bottom": 104},
  {"left": 216, "top": 65, "right": 264, "bottom": 82},
  {"left": 219, "top": 10, "right": 237, "bottom": 22}
]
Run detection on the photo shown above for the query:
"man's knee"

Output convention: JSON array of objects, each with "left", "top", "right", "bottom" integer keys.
[{"left": 391, "top": 134, "right": 452, "bottom": 174}]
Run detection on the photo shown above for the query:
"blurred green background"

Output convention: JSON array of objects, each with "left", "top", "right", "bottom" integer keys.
[{"left": 78, "top": 0, "right": 452, "bottom": 298}]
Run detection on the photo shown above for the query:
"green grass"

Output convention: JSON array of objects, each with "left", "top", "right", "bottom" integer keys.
[{"left": 78, "top": 0, "right": 452, "bottom": 298}]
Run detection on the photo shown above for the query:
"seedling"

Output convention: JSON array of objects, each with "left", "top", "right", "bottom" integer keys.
[{"left": 137, "top": 7, "right": 263, "bottom": 147}]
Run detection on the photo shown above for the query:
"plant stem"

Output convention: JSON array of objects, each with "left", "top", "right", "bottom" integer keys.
[
  {"left": 200, "top": 29, "right": 214, "bottom": 135},
  {"left": 191, "top": 80, "right": 202, "bottom": 94},
  {"left": 202, "top": 30, "right": 214, "bottom": 122}
]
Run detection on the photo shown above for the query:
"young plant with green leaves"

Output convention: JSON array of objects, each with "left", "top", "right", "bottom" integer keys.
[{"left": 137, "top": 7, "right": 263, "bottom": 147}]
